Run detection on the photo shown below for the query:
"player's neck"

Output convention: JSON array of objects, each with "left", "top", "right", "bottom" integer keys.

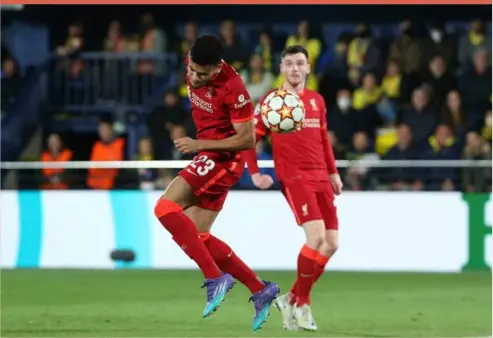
[{"left": 282, "top": 81, "right": 305, "bottom": 95}]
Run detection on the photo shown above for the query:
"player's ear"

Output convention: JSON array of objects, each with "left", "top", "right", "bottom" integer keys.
[{"left": 306, "top": 63, "right": 311, "bottom": 75}]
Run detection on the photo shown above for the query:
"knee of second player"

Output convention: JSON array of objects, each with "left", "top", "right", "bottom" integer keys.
[
  {"left": 302, "top": 220, "right": 326, "bottom": 250},
  {"left": 319, "top": 230, "right": 339, "bottom": 257}
]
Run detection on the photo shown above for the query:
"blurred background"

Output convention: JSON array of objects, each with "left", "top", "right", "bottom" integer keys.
[
  {"left": 1, "top": 6, "right": 491, "bottom": 337},
  {"left": 0, "top": 4, "right": 492, "bottom": 192}
]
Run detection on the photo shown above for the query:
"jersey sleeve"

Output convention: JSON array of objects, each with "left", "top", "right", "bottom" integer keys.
[
  {"left": 225, "top": 76, "right": 255, "bottom": 123},
  {"left": 319, "top": 96, "right": 338, "bottom": 175}
]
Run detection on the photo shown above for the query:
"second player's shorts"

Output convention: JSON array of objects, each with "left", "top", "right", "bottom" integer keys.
[
  {"left": 179, "top": 152, "right": 244, "bottom": 211},
  {"left": 280, "top": 179, "right": 338, "bottom": 230}
]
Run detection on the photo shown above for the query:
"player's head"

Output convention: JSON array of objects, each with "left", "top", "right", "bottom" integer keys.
[
  {"left": 188, "top": 34, "right": 224, "bottom": 88},
  {"left": 280, "top": 45, "right": 310, "bottom": 87}
]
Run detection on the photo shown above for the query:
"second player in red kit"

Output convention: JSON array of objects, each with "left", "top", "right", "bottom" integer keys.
[
  {"left": 153, "top": 35, "right": 279, "bottom": 330},
  {"left": 244, "top": 45, "right": 343, "bottom": 332}
]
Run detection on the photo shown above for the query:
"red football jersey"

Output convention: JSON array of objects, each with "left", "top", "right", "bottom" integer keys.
[
  {"left": 186, "top": 57, "right": 254, "bottom": 160},
  {"left": 246, "top": 88, "right": 337, "bottom": 182}
]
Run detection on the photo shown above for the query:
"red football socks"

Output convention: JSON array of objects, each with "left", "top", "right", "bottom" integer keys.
[
  {"left": 154, "top": 199, "right": 222, "bottom": 279},
  {"left": 290, "top": 248, "right": 330, "bottom": 306},
  {"left": 295, "top": 245, "right": 319, "bottom": 306},
  {"left": 201, "top": 233, "right": 265, "bottom": 294}
]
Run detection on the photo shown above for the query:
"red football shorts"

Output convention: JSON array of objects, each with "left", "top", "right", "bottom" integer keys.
[
  {"left": 179, "top": 152, "right": 244, "bottom": 211},
  {"left": 280, "top": 179, "right": 338, "bottom": 230}
]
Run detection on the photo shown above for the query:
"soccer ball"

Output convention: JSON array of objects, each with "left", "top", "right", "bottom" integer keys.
[{"left": 258, "top": 89, "right": 305, "bottom": 133}]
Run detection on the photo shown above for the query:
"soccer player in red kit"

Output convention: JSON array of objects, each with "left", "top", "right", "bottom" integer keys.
[
  {"left": 243, "top": 45, "right": 343, "bottom": 331},
  {"left": 153, "top": 35, "right": 279, "bottom": 330}
]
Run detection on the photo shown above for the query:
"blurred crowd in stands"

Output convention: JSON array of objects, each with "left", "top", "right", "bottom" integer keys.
[{"left": 2, "top": 14, "right": 492, "bottom": 192}]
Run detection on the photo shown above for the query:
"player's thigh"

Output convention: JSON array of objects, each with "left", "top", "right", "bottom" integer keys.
[
  {"left": 159, "top": 175, "right": 198, "bottom": 209},
  {"left": 316, "top": 185, "right": 339, "bottom": 231},
  {"left": 184, "top": 206, "right": 220, "bottom": 234},
  {"left": 179, "top": 154, "right": 224, "bottom": 197},
  {"left": 180, "top": 155, "right": 238, "bottom": 212},
  {"left": 280, "top": 180, "right": 323, "bottom": 226}
]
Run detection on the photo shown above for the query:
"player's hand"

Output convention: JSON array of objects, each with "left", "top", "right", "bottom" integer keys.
[
  {"left": 174, "top": 137, "right": 199, "bottom": 154},
  {"left": 329, "top": 173, "right": 343, "bottom": 196},
  {"left": 251, "top": 173, "right": 274, "bottom": 190}
]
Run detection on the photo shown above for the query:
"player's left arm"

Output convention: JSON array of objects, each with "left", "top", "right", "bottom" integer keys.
[
  {"left": 196, "top": 77, "right": 255, "bottom": 152},
  {"left": 320, "top": 96, "right": 343, "bottom": 194}
]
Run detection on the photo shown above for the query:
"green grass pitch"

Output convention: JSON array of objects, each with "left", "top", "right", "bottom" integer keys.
[{"left": 1, "top": 269, "right": 491, "bottom": 337}]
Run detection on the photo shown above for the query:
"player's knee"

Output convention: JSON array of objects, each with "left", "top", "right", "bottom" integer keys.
[
  {"left": 154, "top": 198, "right": 183, "bottom": 218},
  {"left": 320, "top": 237, "right": 339, "bottom": 257},
  {"left": 305, "top": 233, "right": 325, "bottom": 250}
]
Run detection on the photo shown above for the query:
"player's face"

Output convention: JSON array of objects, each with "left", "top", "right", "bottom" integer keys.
[
  {"left": 187, "top": 61, "right": 221, "bottom": 88},
  {"left": 280, "top": 53, "right": 310, "bottom": 87}
]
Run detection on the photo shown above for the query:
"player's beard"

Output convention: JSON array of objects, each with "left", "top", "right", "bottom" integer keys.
[{"left": 286, "top": 73, "right": 306, "bottom": 90}]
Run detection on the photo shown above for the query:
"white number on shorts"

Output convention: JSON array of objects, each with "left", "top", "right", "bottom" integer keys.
[{"left": 193, "top": 155, "right": 216, "bottom": 176}]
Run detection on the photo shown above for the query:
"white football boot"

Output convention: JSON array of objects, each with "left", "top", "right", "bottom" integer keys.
[
  {"left": 274, "top": 293, "right": 299, "bottom": 331},
  {"left": 293, "top": 303, "right": 318, "bottom": 331}
]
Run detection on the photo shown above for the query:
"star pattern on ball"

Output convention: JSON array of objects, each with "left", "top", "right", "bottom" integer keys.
[{"left": 279, "top": 105, "right": 292, "bottom": 120}]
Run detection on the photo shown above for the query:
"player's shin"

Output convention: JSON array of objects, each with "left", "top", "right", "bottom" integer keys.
[
  {"left": 154, "top": 199, "right": 222, "bottom": 279},
  {"left": 200, "top": 233, "right": 265, "bottom": 293},
  {"left": 295, "top": 245, "right": 319, "bottom": 306}
]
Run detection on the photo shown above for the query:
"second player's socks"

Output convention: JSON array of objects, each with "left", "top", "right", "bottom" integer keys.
[
  {"left": 201, "top": 233, "right": 265, "bottom": 294},
  {"left": 294, "top": 245, "right": 319, "bottom": 306},
  {"left": 290, "top": 252, "right": 330, "bottom": 304},
  {"left": 154, "top": 199, "right": 222, "bottom": 279}
]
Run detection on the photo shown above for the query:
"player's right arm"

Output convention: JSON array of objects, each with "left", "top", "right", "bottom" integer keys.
[{"left": 243, "top": 100, "right": 274, "bottom": 190}]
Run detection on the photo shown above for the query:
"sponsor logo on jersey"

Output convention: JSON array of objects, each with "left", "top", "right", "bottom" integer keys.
[
  {"left": 190, "top": 92, "right": 213, "bottom": 113},
  {"left": 302, "top": 118, "right": 321, "bottom": 128},
  {"left": 234, "top": 93, "right": 251, "bottom": 109}
]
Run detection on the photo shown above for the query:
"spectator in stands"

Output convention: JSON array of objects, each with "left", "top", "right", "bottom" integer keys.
[
  {"left": 1, "top": 57, "right": 23, "bottom": 111},
  {"left": 180, "top": 22, "right": 199, "bottom": 57},
  {"left": 458, "top": 19, "right": 491, "bottom": 71},
  {"left": 40, "top": 133, "right": 73, "bottom": 190},
  {"left": 420, "top": 54, "right": 456, "bottom": 108},
  {"left": 254, "top": 30, "right": 274, "bottom": 72},
  {"left": 87, "top": 120, "right": 125, "bottom": 190},
  {"left": 382, "top": 124, "right": 423, "bottom": 191},
  {"left": 374, "top": 116, "right": 398, "bottom": 157},
  {"left": 103, "top": 20, "right": 126, "bottom": 52},
  {"left": 240, "top": 54, "right": 274, "bottom": 104},
  {"left": 319, "top": 32, "right": 352, "bottom": 101},
  {"left": 400, "top": 87, "right": 438, "bottom": 143},
  {"left": 327, "top": 88, "right": 355, "bottom": 148},
  {"left": 352, "top": 72, "right": 382, "bottom": 111},
  {"left": 347, "top": 23, "right": 381, "bottom": 85},
  {"left": 420, "top": 22, "right": 456, "bottom": 72},
  {"left": 381, "top": 60, "right": 404, "bottom": 101},
  {"left": 138, "top": 13, "right": 167, "bottom": 75},
  {"left": 424, "top": 124, "right": 461, "bottom": 191},
  {"left": 388, "top": 20, "right": 421, "bottom": 76},
  {"left": 134, "top": 136, "right": 157, "bottom": 190},
  {"left": 286, "top": 20, "right": 322, "bottom": 72},
  {"left": 220, "top": 20, "right": 249, "bottom": 71},
  {"left": 481, "top": 108, "right": 491, "bottom": 143},
  {"left": 147, "top": 90, "right": 188, "bottom": 160},
  {"left": 458, "top": 48, "right": 492, "bottom": 118},
  {"left": 57, "top": 21, "right": 84, "bottom": 56},
  {"left": 328, "top": 131, "right": 347, "bottom": 160},
  {"left": 345, "top": 131, "right": 377, "bottom": 190},
  {"left": 442, "top": 90, "right": 467, "bottom": 137},
  {"left": 462, "top": 131, "right": 491, "bottom": 192}
]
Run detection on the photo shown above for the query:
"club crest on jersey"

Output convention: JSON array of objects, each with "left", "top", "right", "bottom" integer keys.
[
  {"left": 205, "top": 87, "right": 213, "bottom": 99},
  {"left": 309, "top": 99, "right": 319, "bottom": 111}
]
